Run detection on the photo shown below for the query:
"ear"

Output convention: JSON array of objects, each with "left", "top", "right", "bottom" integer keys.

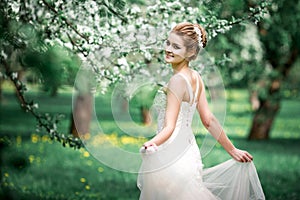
[{"left": 185, "top": 48, "right": 196, "bottom": 61}]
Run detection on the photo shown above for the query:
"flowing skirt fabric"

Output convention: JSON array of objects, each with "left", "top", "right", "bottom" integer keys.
[{"left": 137, "top": 142, "right": 265, "bottom": 200}]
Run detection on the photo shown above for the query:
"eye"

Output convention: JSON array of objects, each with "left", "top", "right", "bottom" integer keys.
[
  {"left": 165, "top": 40, "right": 170, "bottom": 46},
  {"left": 173, "top": 44, "right": 180, "bottom": 49}
]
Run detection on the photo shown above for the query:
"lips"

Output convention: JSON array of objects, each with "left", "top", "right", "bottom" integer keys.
[
  {"left": 166, "top": 53, "right": 174, "bottom": 58},
  {"left": 165, "top": 55, "right": 173, "bottom": 60}
]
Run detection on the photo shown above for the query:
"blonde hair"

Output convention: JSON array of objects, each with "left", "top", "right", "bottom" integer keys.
[{"left": 171, "top": 22, "right": 207, "bottom": 60}]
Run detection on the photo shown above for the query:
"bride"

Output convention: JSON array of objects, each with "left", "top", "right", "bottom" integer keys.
[{"left": 137, "top": 22, "right": 265, "bottom": 200}]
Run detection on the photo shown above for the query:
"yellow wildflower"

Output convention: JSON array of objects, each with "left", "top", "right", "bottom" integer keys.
[
  {"left": 31, "top": 134, "right": 39, "bottom": 143},
  {"left": 85, "top": 185, "right": 90, "bottom": 190},
  {"left": 28, "top": 155, "right": 35, "bottom": 163},
  {"left": 16, "top": 136, "right": 22, "bottom": 145},
  {"left": 80, "top": 178, "right": 86, "bottom": 183},
  {"left": 83, "top": 151, "right": 90, "bottom": 158},
  {"left": 98, "top": 167, "right": 104, "bottom": 173},
  {"left": 41, "top": 135, "right": 49, "bottom": 142}
]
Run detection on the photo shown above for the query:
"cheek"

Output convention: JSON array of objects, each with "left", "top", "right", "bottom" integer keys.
[
  {"left": 163, "top": 43, "right": 168, "bottom": 50},
  {"left": 174, "top": 49, "right": 187, "bottom": 58}
]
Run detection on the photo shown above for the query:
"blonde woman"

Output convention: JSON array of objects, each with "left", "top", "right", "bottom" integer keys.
[{"left": 137, "top": 22, "right": 265, "bottom": 200}]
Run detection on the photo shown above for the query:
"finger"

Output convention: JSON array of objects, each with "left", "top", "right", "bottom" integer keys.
[
  {"left": 240, "top": 154, "right": 246, "bottom": 162},
  {"left": 237, "top": 155, "right": 244, "bottom": 162},
  {"left": 244, "top": 156, "right": 250, "bottom": 162},
  {"left": 244, "top": 151, "right": 251, "bottom": 157},
  {"left": 241, "top": 156, "right": 246, "bottom": 162},
  {"left": 244, "top": 154, "right": 252, "bottom": 162},
  {"left": 249, "top": 154, "right": 253, "bottom": 161},
  {"left": 245, "top": 152, "right": 253, "bottom": 162}
]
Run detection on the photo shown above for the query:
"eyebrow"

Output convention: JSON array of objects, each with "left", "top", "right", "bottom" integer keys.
[{"left": 166, "top": 39, "right": 182, "bottom": 47}]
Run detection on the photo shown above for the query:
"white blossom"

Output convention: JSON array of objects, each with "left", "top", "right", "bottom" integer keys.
[
  {"left": 117, "top": 57, "right": 129, "bottom": 68},
  {"left": 1, "top": 50, "right": 8, "bottom": 60},
  {"left": 144, "top": 50, "right": 152, "bottom": 61},
  {"left": 12, "top": 72, "right": 18, "bottom": 80},
  {"left": 130, "top": 5, "right": 141, "bottom": 14}
]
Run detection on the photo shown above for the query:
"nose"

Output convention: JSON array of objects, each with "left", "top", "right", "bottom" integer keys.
[{"left": 165, "top": 45, "right": 172, "bottom": 53}]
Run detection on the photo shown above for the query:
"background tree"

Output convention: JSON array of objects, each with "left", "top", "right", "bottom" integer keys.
[
  {"left": 22, "top": 45, "right": 80, "bottom": 96},
  {"left": 248, "top": 0, "right": 300, "bottom": 139},
  {"left": 0, "top": 0, "right": 127, "bottom": 147},
  {"left": 201, "top": 0, "right": 299, "bottom": 139},
  {"left": 1, "top": 0, "right": 269, "bottom": 147}
]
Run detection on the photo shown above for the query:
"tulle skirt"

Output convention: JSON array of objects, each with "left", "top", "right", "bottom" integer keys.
[{"left": 137, "top": 143, "right": 265, "bottom": 200}]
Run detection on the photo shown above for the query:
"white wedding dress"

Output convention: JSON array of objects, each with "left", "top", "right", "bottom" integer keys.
[{"left": 137, "top": 73, "right": 265, "bottom": 200}]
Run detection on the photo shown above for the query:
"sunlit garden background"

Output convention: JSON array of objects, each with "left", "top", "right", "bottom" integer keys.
[{"left": 1, "top": 0, "right": 300, "bottom": 199}]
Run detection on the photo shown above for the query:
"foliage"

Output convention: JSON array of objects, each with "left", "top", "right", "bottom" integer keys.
[
  {"left": 0, "top": 0, "right": 127, "bottom": 148},
  {"left": 0, "top": 0, "right": 270, "bottom": 148},
  {"left": 200, "top": 0, "right": 267, "bottom": 87},
  {"left": 1, "top": 70, "right": 83, "bottom": 149},
  {"left": 206, "top": 0, "right": 300, "bottom": 90},
  {"left": 22, "top": 45, "right": 80, "bottom": 96},
  {"left": 259, "top": 0, "right": 300, "bottom": 65},
  {"left": 253, "top": 0, "right": 300, "bottom": 101}
]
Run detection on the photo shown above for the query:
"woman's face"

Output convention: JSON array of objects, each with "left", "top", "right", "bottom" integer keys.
[{"left": 164, "top": 32, "right": 189, "bottom": 64}]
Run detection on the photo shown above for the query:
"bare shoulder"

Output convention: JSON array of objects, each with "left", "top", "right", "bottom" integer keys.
[
  {"left": 192, "top": 70, "right": 204, "bottom": 86},
  {"left": 168, "top": 73, "right": 186, "bottom": 87},
  {"left": 192, "top": 69, "right": 203, "bottom": 79}
]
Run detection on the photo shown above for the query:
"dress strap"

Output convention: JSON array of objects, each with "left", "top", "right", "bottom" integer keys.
[
  {"left": 177, "top": 73, "right": 194, "bottom": 104},
  {"left": 193, "top": 72, "right": 200, "bottom": 104}
]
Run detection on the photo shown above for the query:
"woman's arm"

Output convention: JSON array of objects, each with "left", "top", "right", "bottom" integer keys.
[
  {"left": 197, "top": 76, "right": 253, "bottom": 162},
  {"left": 143, "top": 75, "right": 185, "bottom": 148}
]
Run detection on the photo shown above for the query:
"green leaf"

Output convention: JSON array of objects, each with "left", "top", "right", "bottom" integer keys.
[{"left": 112, "top": 0, "right": 126, "bottom": 11}]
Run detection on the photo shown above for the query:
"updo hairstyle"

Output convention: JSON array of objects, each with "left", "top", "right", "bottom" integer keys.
[{"left": 171, "top": 22, "right": 207, "bottom": 60}]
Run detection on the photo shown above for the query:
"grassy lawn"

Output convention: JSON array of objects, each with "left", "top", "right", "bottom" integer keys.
[{"left": 0, "top": 86, "right": 300, "bottom": 200}]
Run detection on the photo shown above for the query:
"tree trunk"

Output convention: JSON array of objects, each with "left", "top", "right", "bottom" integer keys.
[
  {"left": 50, "top": 86, "right": 58, "bottom": 97},
  {"left": 248, "top": 48, "right": 298, "bottom": 139},
  {"left": 248, "top": 93, "right": 280, "bottom": 139},
  {"left": 141, "top": 106, "right": 151, "bottom": 125},
  {"left": 70, "top": 94, "right": 93, "bottom": 137},
  {"left": 0, "top": 77, "right": 3, "bottom": 101}
]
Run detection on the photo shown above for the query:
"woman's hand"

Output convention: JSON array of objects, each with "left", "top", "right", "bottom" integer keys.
[
  {"left": 228, "top": 148, "right": 253, "bottom": 162},
  {"left": 140, "top": 141, "right": 158, "bottom": 154},
  {"left": 142, "top": 141, "right": 158, "bottom": 150}
]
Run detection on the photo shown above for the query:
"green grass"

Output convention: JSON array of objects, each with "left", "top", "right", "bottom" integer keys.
[
  {"left": 1, "top": 140, "right": 140, "bottom": 200},
  {"left": 1, "top": 87, "right": 300, "bottom": 199}
]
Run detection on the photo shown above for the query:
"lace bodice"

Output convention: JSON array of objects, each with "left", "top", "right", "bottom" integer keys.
[
  {"left": 152, "top": 72, "right": 200, "bottom": 145},
  {"left": 153, "top": 91, "right": 197, "bottom": 132}
]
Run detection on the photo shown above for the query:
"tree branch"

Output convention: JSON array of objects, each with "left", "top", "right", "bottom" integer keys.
[
  {"left": 1, "top": 58, "right": 83, "bottom": 149},
  {"left": 207, "top": 2, "right": 269, "bottom": 30},
  {"left": 100, "top": 0, "right": 128, "bottom": 23},
  {"left": 41, "top": 0, "right": 89, "bottom": 42}
]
